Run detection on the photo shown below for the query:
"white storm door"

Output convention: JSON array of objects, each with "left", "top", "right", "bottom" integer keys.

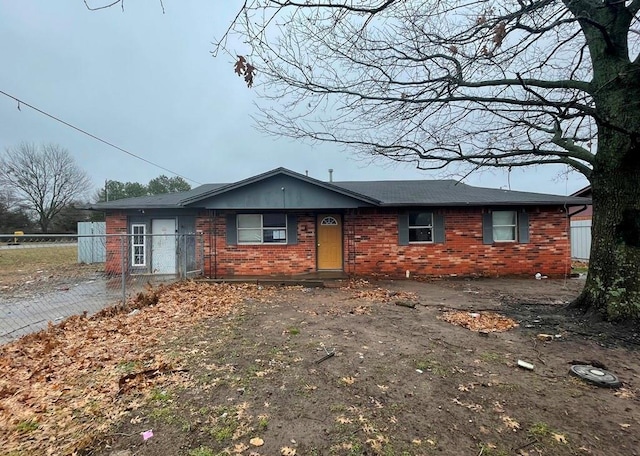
[{"left": 151, "top": 219, "right": 176, "bottom": 274}]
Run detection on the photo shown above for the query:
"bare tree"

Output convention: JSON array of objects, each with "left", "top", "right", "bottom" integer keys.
[
  {"left": 0, "top": 143, "right": 92, "bottom": 233},
  {"left": 213, "top": 0, "right": 640, "bottom": 321},
  {"left": 85, "top": 0, "right": 640, "bottom": 320}
]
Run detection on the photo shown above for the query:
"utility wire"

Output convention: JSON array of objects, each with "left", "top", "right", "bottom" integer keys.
[{"left": 0, "top": 89, "right": 202, "bottom": 185}]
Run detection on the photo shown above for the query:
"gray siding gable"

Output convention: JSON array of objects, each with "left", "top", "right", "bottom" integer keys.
[{"left": 187, "top": 174, "right": 376, "bottom": 210}]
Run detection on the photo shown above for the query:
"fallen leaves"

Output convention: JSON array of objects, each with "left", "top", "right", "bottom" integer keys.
[
  {"left": 614, "top": 388, "right": 636, "bottom": 399},
  {"left": 501, "top": 415, "right": 521, "bottom": 431},
  {"left": 336, "top": 416, "right": 353, "bottom": 424},
  {"left": 553, "top": 433, "right": 568, "bottom": 444},
  {"left": 439, "top": 311, "right": 519, "bottom": 332},
  {"left": 233, "top": 442, "right": 249, "bottom": 453},
  {"left": 0, "top": 281, "right": 280, "bottom": 455},
  {"left": 249, "top": 437, "right": 264, "bottom": 446},
  {"left": 366, "top": 434, "right": 390, "bottom": 452},
  {"left": 347, "top": 287, "right": 418, "bottom": 304},
  {"left": 452, "top": 397, "right": 483, "bottom": 412}
]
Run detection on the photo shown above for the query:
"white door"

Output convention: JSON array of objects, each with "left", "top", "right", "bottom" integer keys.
[{"left": 152, "top": 219, "right": 176, "bottom": 274}]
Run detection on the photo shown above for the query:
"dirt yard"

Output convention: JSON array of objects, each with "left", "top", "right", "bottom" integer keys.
[{"left": 2, "top": 278, "right": 639, "bottom": 456}]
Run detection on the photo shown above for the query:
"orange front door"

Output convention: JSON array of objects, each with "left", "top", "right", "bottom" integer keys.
[{"left": 317, "top": 214, "right": 343, "bottom": 270}]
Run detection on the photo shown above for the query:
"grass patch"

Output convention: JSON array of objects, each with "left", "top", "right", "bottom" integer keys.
[
  {"left": 0, "top": 245, "right": 77, "bottom": 270},
  {"left": 150, "top": 388, "right": 172, "bottom": 404},
  {"left": 188, "top": 446, "right": 216, "bottom": 456},
  {"left": 116, "top": 360, "right": 138, "bottom": 373},
  {"left": 415, "top": 358, "right": 447, "bottom": 376},
  {"left": 494, "top": 383, "right": 521, "bottom": 392},
  {"left": 479, "top": 352, "right": 503, "bottom": 363},
  {"left": 257, "top": 415, "right": 269, "bottom": 431},
  {"left": 332, "top": 440, "right": 365, "bottom": 455},
  {"left": 209, "top": 406, "right": 240, "bottom": 443},
  {"left": 528, "top": 422, "right": 552, "bottom": 438},
  {"left": 286, "top": 326, "right": 301, "bottom": 335},
  {"left": 150, "top": 407, "right": 175, "bottom": 423},
  {"left": 0, "top": 244, "right": 97, "bottom": 285},
  {"left": 15, "top": 419, "right": 39, "bottom": 433}
]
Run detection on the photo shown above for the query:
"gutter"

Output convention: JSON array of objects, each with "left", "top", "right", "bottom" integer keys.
[{"left": 567, "top": 204, "right": 589, "bottom": 218}]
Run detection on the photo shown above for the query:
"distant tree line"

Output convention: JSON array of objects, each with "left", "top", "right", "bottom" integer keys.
[
  {"left": 0, "top": 143, "right": 191, "bottom": 233},
  {"left": 95, "top": 175, "right": 191, "bottom": 202}
]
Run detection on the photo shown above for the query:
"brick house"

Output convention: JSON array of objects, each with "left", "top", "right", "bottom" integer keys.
[
  {"left": 568, "top": 185, "right": 592, "bottom": 260},
  {"left": 88, "top": 168, "right": 590, "bottom": 279}
]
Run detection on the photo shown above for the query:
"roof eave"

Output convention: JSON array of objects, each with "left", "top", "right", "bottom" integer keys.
[
  {"left": 85, "top": 204, "right": 182, "bottom": 211},
  {"left": 379, "top": 200, "right": 591, "bottom": 207}
]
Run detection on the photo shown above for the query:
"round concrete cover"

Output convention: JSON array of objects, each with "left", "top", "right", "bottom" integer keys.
[{"left": 570, "top": 365, "right": 621, "bottom": 388}]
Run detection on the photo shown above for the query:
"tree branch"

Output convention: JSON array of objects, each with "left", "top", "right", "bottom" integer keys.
[
  {"left": 459, "top": 77, "right": 590, "bottom": 92},
  {"left": 83, "top": 0, "right": 123, "bottom": 11},
  {"left": 272, "top": 0, "right": 398, "bottom": 14}
]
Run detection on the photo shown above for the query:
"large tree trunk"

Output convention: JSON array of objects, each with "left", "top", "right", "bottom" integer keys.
[
  {"left": 39, "top": 217, "right": 50, "bottom": 234},
  {"left": 570, "top": 3, "right": 640, "bottom": 322},
  {"left": 571, "top": 126, "right": 640, "bottom": 321}
]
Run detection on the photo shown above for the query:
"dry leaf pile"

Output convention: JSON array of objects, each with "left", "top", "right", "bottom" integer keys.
[
  {"left": 439, "top": 311, "right": 519, "bottom": 332},
  {"left": 0, "top": 281, "right": 281, "bottom": 455},
  {"left": 342, "top": 283, "right": 418, "bottom": 304}
]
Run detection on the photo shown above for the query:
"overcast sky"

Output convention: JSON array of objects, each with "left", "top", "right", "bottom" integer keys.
[{"left": 0, "top": 1, "right": 589, "bottom": 197}]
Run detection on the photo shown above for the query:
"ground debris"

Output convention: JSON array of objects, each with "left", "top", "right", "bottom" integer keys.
[
  {"left": 342, "top": 283, "right": 418, "bottom": 304},
  {"left": 117, "top": 364, "right": 189, "bottom": 395},
  {"left": 439, "top": 311, "right": 519, "bottom": 332},
  {"left": 0, "top": 281, "right": 286, "bottom": 455}
]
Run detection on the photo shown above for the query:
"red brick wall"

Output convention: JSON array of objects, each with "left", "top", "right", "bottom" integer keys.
[
  {"left": 105, "top": 206, "right": 571, "bottom": 278},
  {"left": 198, "top": 212, "right": 317, "bottom": 277},
  {"left": 105, "top": 211, "right": 127, "bottom": 275},
  {"left": 344, "top": 207, "right": 571, "bottom": 278}
]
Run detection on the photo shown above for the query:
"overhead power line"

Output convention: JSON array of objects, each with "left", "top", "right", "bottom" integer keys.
[{"left": 0, "top": 89, "right": 202, "bottom": 185}]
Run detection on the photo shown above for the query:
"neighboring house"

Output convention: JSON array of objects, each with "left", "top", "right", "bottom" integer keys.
[
  {"left": 87, "top": 167, "right": 591, "bottom": 278},
  {"left": 569, "top": 185, "right": 592, "bottom": 221},
  {"left": 569, "top": 185, "right": 593, "bottom": 260}
]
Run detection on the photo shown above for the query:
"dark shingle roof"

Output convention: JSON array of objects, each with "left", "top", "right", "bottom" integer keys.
[
  {"left": 86, "top": 168, "right": 590, "bottom": 210},
  {"left": 332, "top": 180, "right": 588, "bottom": 206}
]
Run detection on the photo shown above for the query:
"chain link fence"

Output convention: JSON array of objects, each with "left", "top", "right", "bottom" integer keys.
[{"left": 0, "top": 233, "right": 204, "bottom": 344}]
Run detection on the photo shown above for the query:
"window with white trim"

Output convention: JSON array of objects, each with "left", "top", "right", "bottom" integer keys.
[
  {"left": 409, "top": 212, "right": 433, "bottom": 243},
  {"left": 492, "top": 211, "right": 517, "bottom": 242},
  {"left": 237, "top": 214, "right": 287, "bottom": 244},
  {"left": 131, "top": 224, "right": 146, "bottom": 266}
]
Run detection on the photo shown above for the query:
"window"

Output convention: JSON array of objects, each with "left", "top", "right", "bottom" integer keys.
[
  {"left": 398, "top": 212, "right": 445, "bottom": 245},
  {"left": 237, "top": 214, "right": 287, "bottom": 244},
  {"left": 409, "top": 212, "right": 433, "bottom": 243},
  {"left": 321, "top": 216, "right": 338, "bottom": 226},
  {"left": 492, "top": 211, "right": 517, "bottom": 242},
  {"left": 131, "top": 224, "right": 146, "bottom": 266}
]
